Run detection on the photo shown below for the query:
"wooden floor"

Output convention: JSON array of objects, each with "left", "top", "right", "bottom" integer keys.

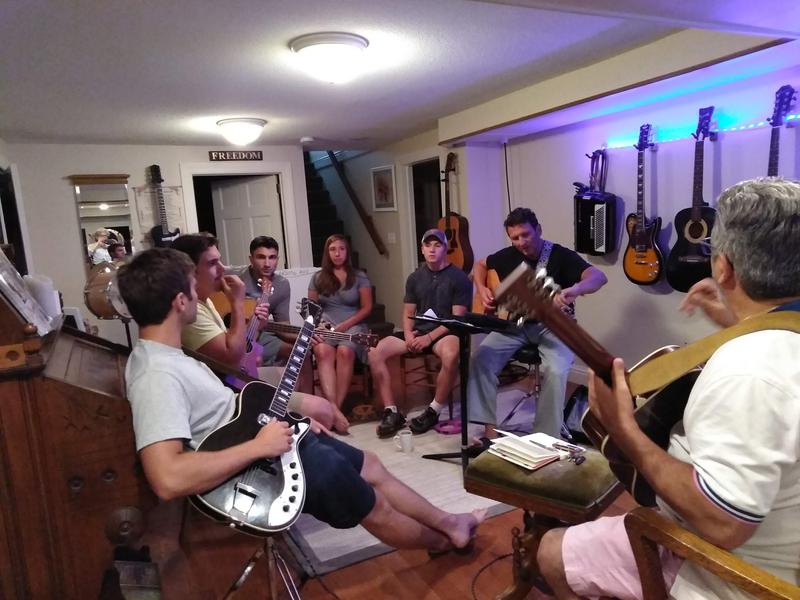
[{"left": 142, "top": 491, "right": 637, "bottom": 599}]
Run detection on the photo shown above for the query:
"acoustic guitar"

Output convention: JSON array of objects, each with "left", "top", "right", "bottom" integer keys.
[
  {"left": 665, "top": 107, "right": 716, "bottom": 293},
  {"left": 471, "top": 269, "right": 502, "bottom": 315},
  {"left": 492, "top": 262, "right": 699, "bottom": 506},
  {"left": 623, "top": 124, "right": 663, "bottom": 285},
  {"left": 190, "top": 300, "right": 322, "bottom": 535},
  {"left": 437, "top": 152, "right": 474, "bottom": 273},
  {"left": 766, "top": 84, "right": 796, "bottom": 177},
  {"left": 147, "top": 165, "right": 181, "bottom": 247}
]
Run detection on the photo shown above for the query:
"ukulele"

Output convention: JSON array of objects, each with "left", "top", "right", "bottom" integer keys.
[
  {"left": 767, "top": 85, "right": 796, "bottom": 177},
  {"left": 665, "top": 107, "right": 716, "bottom": 293},
  {"left": 191, "top": 300, "right": 322, "bottom": 535},
  {"left": 623, "top": 124, "right": 663, "bottom": 285},
  {"left": 224, "top": 281, "right": 273, "bottom": 390},
  {"left": 147, "top": 164, "right": 181, "bottom": 247},
  {"left": 437, "top": 152, "right": 474, "bottom": 273}
]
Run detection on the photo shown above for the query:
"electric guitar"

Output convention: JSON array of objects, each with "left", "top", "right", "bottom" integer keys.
[
  {"left": 190, "top": 299, "right": 322, "bottom": 535},
  {"left": 225, "top": 281, "right": 273, "bottom": 390},
  {"left": 623, "top": 124, "right": 663, "bottom": 285},
  {"left": 767, "top": 84, "right": 796, "bottom": 177},
  {"left": 665, "top": 107, "right": 716, "bottom": 293},
  {"left": 147, "top": 164, "right": 181, "bottom": 247},
  {"left": 493, "top": 263, "right": 699, "bottom": 506},
  {"left": 437, "top": 152, "right": 474, "bottom": 273}
]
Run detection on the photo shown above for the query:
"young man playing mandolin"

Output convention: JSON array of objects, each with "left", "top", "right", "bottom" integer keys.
[
  {"left": 118, "top": 247, "right": 485, "bottom": 553},
  {"left": 537, "top": 178, "right": 800, "bottom": 599},
  {"left": 468, "top": 207, "right": 607, "bottom": 440},
  {"left": 170, "top": 233, "right": 346, "bottom": 432}
]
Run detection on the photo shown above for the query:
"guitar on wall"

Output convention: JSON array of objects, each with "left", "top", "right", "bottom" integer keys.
[
  {"left": 225, "top": 280, "right": 273, "bottom": 390},
  {"left": 147, "top": 164, "right": 181, "bottom": 247},
  {"left": 767, "top": 84, "right": 796, "bottom": 177},
  {"left": 437, "top": 152, "right": 474, "bottom": 273},
  {"left": 623, "top": 124, "right": 663, "bottom": 285},
  {"left": 493, "top": 263, "right": 700, "bottom": 506},
  {"left": 665, "top": 107, "right": 716, "bottom": 293},
  {"left": 190, "top": 299, "right": 322, "bottom": 535}
]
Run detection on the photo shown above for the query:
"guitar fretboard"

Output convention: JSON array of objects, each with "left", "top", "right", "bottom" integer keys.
[
  {"left": 690, "top": 137, "right": 706, "bottom": 220},
  {"left": 768, "top": 125, "right": 781, "bottom": 177},
  {"left": 268, "top": 316, "right": 315, "bottom": 418},
  {"left": 636, "top": 147, "right": 646, "bottom": 240}
]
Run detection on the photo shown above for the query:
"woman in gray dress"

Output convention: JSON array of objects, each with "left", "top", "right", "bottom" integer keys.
[{"left": 308, "top": 235, "right": 373, "bottom": 423}]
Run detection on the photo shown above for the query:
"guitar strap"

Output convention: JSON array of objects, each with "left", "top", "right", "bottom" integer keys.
[
  {"left": 628, "top": 310, "right": 800, "bottom": 397},
  {"left": 181, "top": 346, "right": 261, "bottom": 385},
  {"left": 534, "top": 240, "right": 553, "bottom": 272}
]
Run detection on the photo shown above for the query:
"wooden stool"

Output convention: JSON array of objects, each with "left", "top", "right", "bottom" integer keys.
[
  {"left": 465, "top": 448, "right": 624, "bottom": 600},
  {"left": 400, "top": 352, "right": 455, "bottom": 418}
]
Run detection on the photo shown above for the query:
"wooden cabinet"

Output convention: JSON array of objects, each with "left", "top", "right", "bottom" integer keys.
[{"left": 0, "top": 322, "right": 155, "bottom": 598}]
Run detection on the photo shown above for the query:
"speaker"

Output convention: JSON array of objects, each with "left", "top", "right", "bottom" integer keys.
[{"left": 574, "top": 189, "right": 617, "bottom": 256}]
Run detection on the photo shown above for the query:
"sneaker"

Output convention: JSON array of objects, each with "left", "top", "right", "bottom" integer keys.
[
  {"left": 409, "top": 407, "right": 440, "bottom": 434},
  {"left": 376, "top": 409, "right": 406, "bottom": 438}
]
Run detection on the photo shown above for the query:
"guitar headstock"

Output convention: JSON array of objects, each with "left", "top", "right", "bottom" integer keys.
[
  {"left": 443, "top": 152, "right": 457, "bottom": 175},
  {"left": 693, "top": 106, "right": 714, "bottom": 141},
  {"left": 352, "top": 332, "right": 380, "bottom": 348},
  {"left": 147, "top": 164, "right": 164, "bottom": 185},
  {"left": 769, "top": 85, "right": 796, "bottom": 128},
  {"left": 635, "top": 124, "right": 654, "bottom": 151},
  {"left": 299, "top": 298, "right": 323, "bottom": 326},
  {"left": 492, "top": 264, "right": 561, "bottom": 323}
]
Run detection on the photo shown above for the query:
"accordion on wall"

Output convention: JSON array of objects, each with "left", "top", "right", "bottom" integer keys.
[{"left": 574, "top": 189, "right": 617, "bottom": 255}]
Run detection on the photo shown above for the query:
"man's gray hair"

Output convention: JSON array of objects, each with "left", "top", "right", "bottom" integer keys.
[{"left": 711, "top": 177, "right": 800, "bottom": 300}]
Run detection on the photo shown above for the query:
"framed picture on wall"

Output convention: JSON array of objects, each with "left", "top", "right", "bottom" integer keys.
[{"left": 371, "top": 165, "right": 396, "bottom": 212}]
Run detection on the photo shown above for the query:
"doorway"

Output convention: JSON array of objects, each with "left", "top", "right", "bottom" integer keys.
[
  {"left": 192, "top": 174, "right": 287, "bottom": 269},
  {"left": 411, "top": 158, "right": 441, "bottom": 265}
]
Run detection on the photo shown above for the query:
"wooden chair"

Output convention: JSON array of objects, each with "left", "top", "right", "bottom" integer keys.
[
  {"left": 625, "top": 507, "right": 800, "bottom": 600},
  {"left": 400, "top": 352, "right": 455, "bottom": 419},
  {"left": 464, "top": 448, "right": 624, "bottom": 599}
]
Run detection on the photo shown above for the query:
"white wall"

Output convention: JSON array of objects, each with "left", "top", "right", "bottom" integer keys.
[
  {"left": 496, "top": 65, "right": 800, "bottom": 369},
  {"left": 0, "top": 137, "right": 9, "bottom": 169},
  {"left": 6, "top": 142, "right": 309, "bottom": 344}
]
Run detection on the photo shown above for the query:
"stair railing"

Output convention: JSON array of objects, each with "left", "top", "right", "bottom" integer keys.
[{"left": 326, "top": 151, "right": 389, "bottom": 257}]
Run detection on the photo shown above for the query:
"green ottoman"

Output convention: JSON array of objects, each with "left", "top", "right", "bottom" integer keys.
[{"left": 465, "top": 448, "right": 623, "bottom": 600}]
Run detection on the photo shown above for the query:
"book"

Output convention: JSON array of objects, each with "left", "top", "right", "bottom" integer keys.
[{"left": 489, "top": 430, "right": 576, "bottom": 471}]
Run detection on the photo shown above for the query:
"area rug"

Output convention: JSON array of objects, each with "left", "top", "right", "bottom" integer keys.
[{"left": 285, "top": 411, "right": 520, "bottom": 576}]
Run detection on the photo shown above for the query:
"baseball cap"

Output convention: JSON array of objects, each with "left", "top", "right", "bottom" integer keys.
[{"left": 420, "top": 228, "right": 447, "bottom": 246}]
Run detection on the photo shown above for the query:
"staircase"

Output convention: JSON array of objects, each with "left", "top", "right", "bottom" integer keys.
[{"left": 304, "top": 154, "right": 394, "bottom": 338}]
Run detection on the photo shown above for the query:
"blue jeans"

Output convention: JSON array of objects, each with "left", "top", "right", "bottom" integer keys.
[{"left": 467, "top": 322, "right": 574, "bottom": 437}]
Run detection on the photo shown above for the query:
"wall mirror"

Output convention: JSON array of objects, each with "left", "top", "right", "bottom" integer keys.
[{"left": 68, "top": 174, "right": 133, "bottom": 266}]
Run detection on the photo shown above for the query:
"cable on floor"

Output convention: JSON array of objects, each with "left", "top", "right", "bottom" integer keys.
[{"left": 471, "top": 552, "right": 513, "bottom": 600}]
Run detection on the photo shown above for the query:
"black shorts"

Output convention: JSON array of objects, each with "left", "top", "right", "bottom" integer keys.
[
  {"left": 298, "top": 432, "right": 376, "bottom": 529},
  {"left": 389, "top": 330, "right": 453, "bottom": 355}
]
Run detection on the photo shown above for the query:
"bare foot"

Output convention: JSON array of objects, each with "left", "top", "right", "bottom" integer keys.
[
  {"left": 439, "top": 508, "right": 487, "bottom": 550},
  {"left": 332, "top": 406, "right": 350, "bottom": 434}
]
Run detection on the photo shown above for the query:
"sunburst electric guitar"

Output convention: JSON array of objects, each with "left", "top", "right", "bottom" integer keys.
[
  {"left": 190, "top": 299, "right": 322, "bottom": 535},
  {"left": 766, "top": 84, "right": 796, "bottom": 177},
  {"left": 623, "top": 124, "right": 663, "bottom": 285}
]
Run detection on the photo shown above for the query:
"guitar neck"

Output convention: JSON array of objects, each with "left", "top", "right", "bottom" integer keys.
[
  {"left": 269, "top": 318, "right": 315, "bottom": 417},
  {"left": 262, "top": 321, "right": 363, "bottom": 345},
  {"left": 768, "top": 126, "right": 781, "bottom": 177},
  {"left": 155, "top": 186, "right": 169, "bottom": 230},
  {"left": 636, "top": 148, "right": 646, "bottom": 233},
  {"left": 690, "top": 138, "right": 706, "bottom": 219},
  {"left": 244, "top": 285, "right": 272, "bottom": 344}
]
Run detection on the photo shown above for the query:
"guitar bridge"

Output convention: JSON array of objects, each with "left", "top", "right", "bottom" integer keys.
[{"left": 231, "top": 482, "right": 259, "bottom": 517}]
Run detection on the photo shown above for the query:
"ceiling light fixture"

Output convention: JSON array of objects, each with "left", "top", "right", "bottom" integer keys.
[
  {"left": 289, "top": 32, "right": 369, "bottom": 84},
  {"left": 216, "top": 118, "right": 267, "bottom": 146}
]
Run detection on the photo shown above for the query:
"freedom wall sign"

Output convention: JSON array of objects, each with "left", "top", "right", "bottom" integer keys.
[{"left": 208, "top": 150, "right": 264, "bottom": 161}]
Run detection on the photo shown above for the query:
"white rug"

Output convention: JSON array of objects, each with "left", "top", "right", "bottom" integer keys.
[{"left": 286, "top": 411, "right": 524, "bottom": 575}]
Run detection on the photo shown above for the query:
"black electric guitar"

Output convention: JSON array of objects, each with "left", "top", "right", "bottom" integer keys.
[
  {"left": 190, "top": 300, "right": 322, "bottom": 535},
  {"left": 147, "top": 164, "right": 181, "bottom": 247},
  {"left": 437, "top": 152, "right": 474, "bottom": 273},
  {"left": 493, "top": 263, "right": 700, "bottom": 506},
  {"left": 767, "top": 85, "right": 796, "bottom": 177},
  {"left": 623, "top": 124, "right": 663, "bottom": 285},
  {"left": 666, "top": 107, "right": 716, "bottom": 293}
]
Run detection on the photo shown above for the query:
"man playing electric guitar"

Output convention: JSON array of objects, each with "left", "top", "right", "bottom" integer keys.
[
  {"left": 469, "top": 207, "right": 607, "bottom": 440},
  {"left": 119, "top": 247, "right": 485, "bottom": 552},
  {"left": 537, "top": 178, "right": 800, "bottom": 600},
  {"left": 170, "top": 233, "right": 344, "bottom": 432}
]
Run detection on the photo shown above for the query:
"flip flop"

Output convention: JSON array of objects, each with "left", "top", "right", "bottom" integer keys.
[{"left": 434, "top": 419, "right": 461, "bottom": 435}]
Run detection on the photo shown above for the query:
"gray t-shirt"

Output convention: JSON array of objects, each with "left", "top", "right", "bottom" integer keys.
[
  {"left": 125, "top": 339, "right": 236, "bottom": 451},
  {"left": 308, "top": 270, "right": 371, "bottom": 331},
  {"left": 404, "top": 263, "right": 472, "bottom": 334},
  {"left": 226, "top": 265, "right": 291, "bottom": 324}
]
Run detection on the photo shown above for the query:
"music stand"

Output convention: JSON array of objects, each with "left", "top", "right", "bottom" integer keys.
[{"left": 412, "top": 313, "right": 518, "bottom": 472}]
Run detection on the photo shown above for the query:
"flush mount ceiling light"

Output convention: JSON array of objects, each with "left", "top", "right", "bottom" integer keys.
[
  {"left": 289, "top": 32, "right": 369, "bottom": 84},
  {"left": 216, "top": 118, "right": 267, "bottom": 146}
]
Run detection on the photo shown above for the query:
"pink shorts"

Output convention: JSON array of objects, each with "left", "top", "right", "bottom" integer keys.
[{"left": 562, "top": 515, "right": 684, "bottom": 600}]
